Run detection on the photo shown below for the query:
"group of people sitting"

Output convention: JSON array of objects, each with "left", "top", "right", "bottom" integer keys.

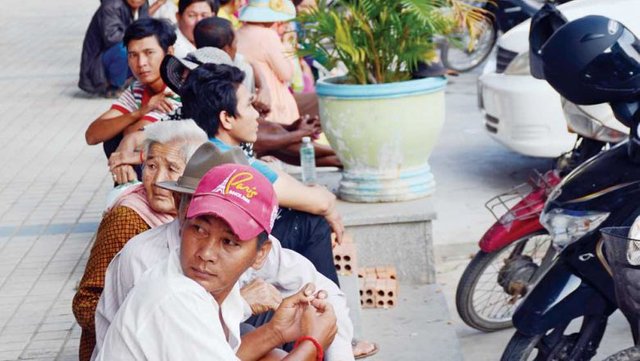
[
  {"left": 73, "top": 0, "right": 378, "bottom": 359},
  {"left": 81, "top": 0, "right": 341, "bottom": 172}
]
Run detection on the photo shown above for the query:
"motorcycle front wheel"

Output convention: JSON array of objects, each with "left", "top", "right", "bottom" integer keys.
[
  {"left": 441, "top": 14, "right": 497, "bottom": 73},
  {"left": 455, "top": 231, "right": 553, "bottom": 332},
  {"left": 501, "top": 316, "right": 606, "bottom": 361}
]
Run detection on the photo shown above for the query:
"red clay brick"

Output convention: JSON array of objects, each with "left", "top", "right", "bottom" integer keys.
[
  {"left": 374, "top": 279, "right": 398, "bottom": 308},
  {"left": 333, "top": 241, "right": 358, "bottom": 275}
]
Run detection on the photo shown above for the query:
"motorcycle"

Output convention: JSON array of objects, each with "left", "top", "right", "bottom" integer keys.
[
  {"left": 455, "top": 2, "right": 630, "bottom": 332},
  {"left": 500, "top": 105, "right": 640, "bottom": 360},
  {"left": 455, "top": 99, "right": 628, "bottom": 332},
  {"left": 499, "top": 8, "right": 640, "bottom": 359}
]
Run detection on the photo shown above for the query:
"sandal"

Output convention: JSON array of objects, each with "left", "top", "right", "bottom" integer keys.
[{"left": 353, "top": 339, "right": 379, "bottom": 359}]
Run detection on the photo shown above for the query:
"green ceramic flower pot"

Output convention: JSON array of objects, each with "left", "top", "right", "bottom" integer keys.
[{"left": 316, "top": 76, "right": 447, "bottom": 202}]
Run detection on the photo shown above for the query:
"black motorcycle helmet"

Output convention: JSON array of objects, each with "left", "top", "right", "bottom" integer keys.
[
  {"left": 529, "top": 3, "right": 567, "bottom": 80},
  {"left": 539, "top": 15, "right": 640, "bottom": 106}
]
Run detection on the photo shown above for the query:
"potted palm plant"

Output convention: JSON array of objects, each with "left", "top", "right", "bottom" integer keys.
[{"left": 298, "top": 0, "right": 485, "bottom": 202}]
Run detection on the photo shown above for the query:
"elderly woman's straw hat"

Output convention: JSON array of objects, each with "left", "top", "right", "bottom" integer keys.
[{"left": 238, "top": 0, "right": 296, "bottom": 23}]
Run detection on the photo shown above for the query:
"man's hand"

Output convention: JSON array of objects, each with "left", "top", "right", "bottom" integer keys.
[
  {"left": 311, "top": 185, "right": 344, "bottom": 246},
  {"left": 287, "top": 115, "right": 321, "bottom": 139},
  {"left": 142, "top": 92, "right": 174, "bottom": 114},
  {"left": 267, "top": 283, "right": 318, "bottom": 344},
  {"left": 301, "top": 297, "right": 338, "bottom": 350},
  {"left": 108, "top": 151, "right": 141, "bottom": 170},
  {"left": 253, "top": 87, "right": 271, "bottom": 117},
  {"left": 325, "top": 208, "right": 344, "bottom": 247},
  {"left": 240, "top": 278, "right": 283, "bottom": 315},
  {"left": 112, "top": 164, "right": 138, "bottom": 184}
]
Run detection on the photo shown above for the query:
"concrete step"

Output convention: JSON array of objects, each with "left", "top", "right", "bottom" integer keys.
[{"left": 314, "top": 170, "right": 438, "bottom": 284}]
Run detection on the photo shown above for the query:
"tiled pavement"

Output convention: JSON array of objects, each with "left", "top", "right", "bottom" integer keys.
[{"left": 0, "top": 1, "right": 113, "bottom": 359}]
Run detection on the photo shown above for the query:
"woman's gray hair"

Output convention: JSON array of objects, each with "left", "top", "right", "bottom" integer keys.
[{"left": 142, "top": 120, "right": 208, "bottom": 162}]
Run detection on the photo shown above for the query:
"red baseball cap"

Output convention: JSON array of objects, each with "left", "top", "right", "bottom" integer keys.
[{"left": 186, "top": 164, "right": 278, "bottom": 241}]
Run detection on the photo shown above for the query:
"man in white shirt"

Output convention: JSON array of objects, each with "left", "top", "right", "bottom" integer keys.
[
  {"left": 94, "top": 143, "right": 356, "bottom": 361},
  {"left": 97, "top": 163, "right": 337, "bottom": 360},
  {"left": 173, "top": 0, "right": 218, "bottom": 58}
]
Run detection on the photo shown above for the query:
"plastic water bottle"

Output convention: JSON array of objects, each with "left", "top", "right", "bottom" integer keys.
[{"left": 300, "top": 136, "right": 317, "bottom": 184}]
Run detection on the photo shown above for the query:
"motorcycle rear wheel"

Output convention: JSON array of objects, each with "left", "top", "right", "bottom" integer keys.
[
  {"left": 456, "top": 231, "right": 553, "bottom": 332},
  {"left": 604, "top": 346, "right": 640, "bottom": 361},
  {"left": 441, "top": 15, "right": 497, "bottom": 73}
]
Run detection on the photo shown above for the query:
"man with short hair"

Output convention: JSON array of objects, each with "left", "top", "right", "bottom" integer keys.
[
  {"left": 79, "top": 0, "right": 146, "bottom": 96},
  {"left": 96, "top": 164, "right": 338, "bottom": 360},
  {"left": 85, "top": 18, "right": 182, "bottom": 181},
  {"left": 192, "top": 17, "right": 342, "bottom": 167},
  {"left": 173, "top": 0, "right": 219, "bottom": 57},
  {"left": 177, "top": 63, "right": 344, "bottom": 238}
]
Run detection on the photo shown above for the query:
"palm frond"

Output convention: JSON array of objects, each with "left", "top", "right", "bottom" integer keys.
[{"left": 297, "top": 0, "right": 484, "bottom": 84}]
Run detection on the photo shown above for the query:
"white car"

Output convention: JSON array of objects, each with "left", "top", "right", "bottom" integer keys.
[{"left": 478, "top": 0, "right": 640, "bottom": 158}]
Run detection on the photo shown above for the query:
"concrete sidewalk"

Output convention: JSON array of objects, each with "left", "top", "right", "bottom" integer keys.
[{"left": 0, "top": 1, "right": 113, "bottom": 360}]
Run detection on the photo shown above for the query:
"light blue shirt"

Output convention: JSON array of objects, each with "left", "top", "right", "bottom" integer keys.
[{"left": 210, "top": 138, "right": 278, "bottom": 184}]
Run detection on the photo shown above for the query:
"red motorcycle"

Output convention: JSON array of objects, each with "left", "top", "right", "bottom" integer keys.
[{"left": 455, "top": 169, "right": 560, "bottom": 331}]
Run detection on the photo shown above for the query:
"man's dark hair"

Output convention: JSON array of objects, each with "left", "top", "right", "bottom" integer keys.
[
  {"left": 181, "top": 63, "right": 246, "bottom": 138},
  {"left": 123, "top": 18, "right": 177, "bottom": 52},
  {"left": 219, "top": 0, "right": 232, "bottom": 5},
  {"left": 178, "top": 0, "right": 220, "bottom": 15},
  {"left": 194, "top": 17, "right": 235, "bottom": 49},
  {"left": 257, "top": 232, "right": 269, "bottom": 249}
]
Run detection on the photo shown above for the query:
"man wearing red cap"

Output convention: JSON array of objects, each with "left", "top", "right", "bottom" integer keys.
[{"left": 96, "top": 164, "right": 337, "bottom": 360}]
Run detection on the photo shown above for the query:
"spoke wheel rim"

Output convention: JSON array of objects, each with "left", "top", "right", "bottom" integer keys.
[
  {"left": 471, "top": 233, "right": 553, "bottom": 324},
  {"left": 446, "top": 18, "right": 495, "bottom": 69}
]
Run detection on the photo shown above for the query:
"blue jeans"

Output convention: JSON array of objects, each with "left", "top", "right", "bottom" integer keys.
[{"left": 101, "top": 42, "right": 129, "bottom": 88}]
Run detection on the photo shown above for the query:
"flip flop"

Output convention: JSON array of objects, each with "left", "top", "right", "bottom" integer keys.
[{"left": 353, "top": 339, "right": 379, "bottom": 359}]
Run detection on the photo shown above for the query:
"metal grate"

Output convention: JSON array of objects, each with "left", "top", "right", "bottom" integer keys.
[
  {"left": 496, "top": 46, "right": 518, "bottom": 73},
  {"left": 484, "top": 170, "right": 560, "bottom": 223}
]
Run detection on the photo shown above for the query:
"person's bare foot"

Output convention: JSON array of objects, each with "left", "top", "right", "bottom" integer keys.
[{"left": 352, "top": 339, "right": 378, "bottom": 359}]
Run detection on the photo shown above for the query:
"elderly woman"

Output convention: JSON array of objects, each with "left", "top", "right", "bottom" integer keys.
[{"left": 72, "top": 120, "right": 208, "bottom": 361}]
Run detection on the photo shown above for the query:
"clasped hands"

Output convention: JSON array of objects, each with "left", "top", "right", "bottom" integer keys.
[{"left": 242, "top": 280, "right": 338, "bottom": 349}]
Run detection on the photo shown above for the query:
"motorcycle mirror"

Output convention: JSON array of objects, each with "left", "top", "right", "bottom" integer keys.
[{"left": 529, "top": 3, "right": 568, "bottom": 79}]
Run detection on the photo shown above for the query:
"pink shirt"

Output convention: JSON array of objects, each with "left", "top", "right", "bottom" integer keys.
[{"left": 236, "top": 24, "right": 300, "bottom": 125}]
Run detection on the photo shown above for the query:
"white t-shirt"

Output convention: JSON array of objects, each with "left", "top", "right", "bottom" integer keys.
[
  {"left": 151, "top": 1, "right": 178, "bottom": 23},
  {"left": 173, "top": 29, "right": 196, "bottom": 59},
  {"left": 94, "top": 220, "right": 355, "bottom": 361},
  {"left": 96, "top": 250, "right": 243, "bottom": 361}
]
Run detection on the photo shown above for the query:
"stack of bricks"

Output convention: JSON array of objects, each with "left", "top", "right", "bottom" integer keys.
[
  {"left": 358, "top": 266, "right": 398, "bottom": 309},
  {"left": 332, "top": 233, "right": 399, "bottom": 309}
]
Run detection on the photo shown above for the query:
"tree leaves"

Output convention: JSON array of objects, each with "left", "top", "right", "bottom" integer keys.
[{"left": 297, "top": 0, "right": 487, "bottom": 84}]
